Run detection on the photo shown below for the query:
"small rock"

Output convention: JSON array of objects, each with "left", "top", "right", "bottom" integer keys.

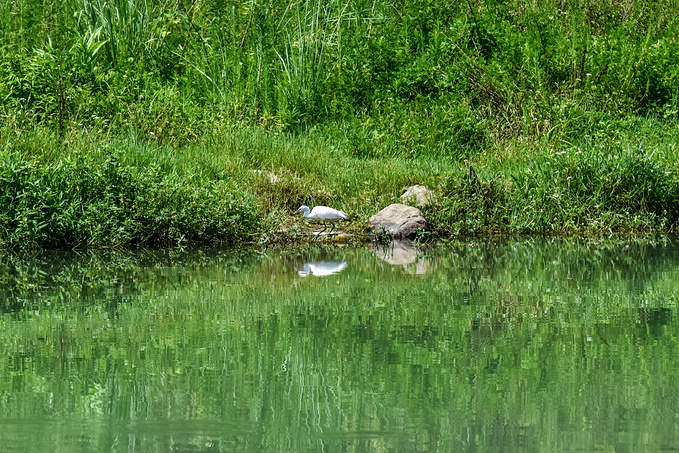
[
  {"left": 401, "top": 185, "right": 437, "bottom": 207},
  {"left": 369, "top": 203, "right": 427, "bottom": 239}
]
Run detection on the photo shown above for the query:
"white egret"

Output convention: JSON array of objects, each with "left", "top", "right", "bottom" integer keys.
[{"left": 294, "top": 205, "right": 348, "bottom": 235}]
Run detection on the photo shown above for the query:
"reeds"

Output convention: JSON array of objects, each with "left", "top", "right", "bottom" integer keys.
[
  {"left": 2, "top": 0, "right": 677, "bottom": 135},
  {"left": 1, "top": 0, "right": 679, "bottom": 247}
]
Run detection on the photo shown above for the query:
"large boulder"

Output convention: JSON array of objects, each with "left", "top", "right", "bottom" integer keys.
[
  {"left": 401, "top": 185, "right": 437, "bottom": 207},
  {"left": 369, "top": 203, "right": 427, "bottom": 239}
]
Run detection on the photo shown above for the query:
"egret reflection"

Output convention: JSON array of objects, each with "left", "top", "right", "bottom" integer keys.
[{"left": 298, "top": 261, "right": 348, "bottom": 277}]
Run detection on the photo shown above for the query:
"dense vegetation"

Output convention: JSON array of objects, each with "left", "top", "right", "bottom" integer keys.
[{"left": 1, "top": 0, "right": 679, "bottom": 248}]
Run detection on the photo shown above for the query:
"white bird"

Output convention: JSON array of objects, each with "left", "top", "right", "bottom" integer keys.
[{"left": 294, "top": 205, "right": 348, "bottom": 235}]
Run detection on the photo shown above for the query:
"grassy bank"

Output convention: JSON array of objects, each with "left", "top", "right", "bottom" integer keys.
[
  {"left": 1, "top": 0, "right": 678, "bottom": 249},
  {"left": 2, "top": 117, "right": 678, "bottom": 249}
]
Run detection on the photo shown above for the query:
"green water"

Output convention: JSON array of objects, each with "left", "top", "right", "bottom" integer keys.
[{"left": 1, "top": 239, "right": 678, "bottom": 452}]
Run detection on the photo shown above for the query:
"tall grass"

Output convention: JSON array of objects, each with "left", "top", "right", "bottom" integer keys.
[
  {"left": 1, "top": 0, "right": 679, "bottom": 248},
  {"left": 2, "top": 0, "right": 677, "bottom": 139},
  {"left": 77, "top": 0, "right": 153, "bottom": 68}
]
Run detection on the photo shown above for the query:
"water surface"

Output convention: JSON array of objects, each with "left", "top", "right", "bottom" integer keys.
[{"left": 1, "top": 238, "right": 678, "bottom": 452}]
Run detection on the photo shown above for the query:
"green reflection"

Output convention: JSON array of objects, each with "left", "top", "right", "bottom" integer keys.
[{"left": 1, "top": 239, "right": 678, "bottom": 452}]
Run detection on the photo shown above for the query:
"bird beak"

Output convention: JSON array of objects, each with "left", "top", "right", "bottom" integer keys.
[{"left": 293, "top": 208, "right": 301, "bottom": 214}]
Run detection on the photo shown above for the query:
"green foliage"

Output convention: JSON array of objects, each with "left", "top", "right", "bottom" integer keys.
[
  {"left": 1, "top": 0, "right": 679, "bottom": 247},
  {"left": 2, "top": 0, "right": 678, "bottom": 135},
  {"left": 0, "top": 146, "right": 260, "bottom": 249},
  {"left": 515, "top": 144, "right": 679, "bottom": 232},
  {"left": 427, "top": 165, "right": 508, "bottom": 235},
  {"left": 426, "top": 129, "right": 679, "bottom": 237}
]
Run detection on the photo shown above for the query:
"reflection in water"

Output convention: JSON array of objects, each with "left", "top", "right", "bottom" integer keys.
[
  {"left": 298, "top": 260, "right": 348, "bottom": 277},
  {"left": 372, "top": 239, "right": 433, "bottom": 274},
  {"left": 1, "top": 239, "right": 679, "bottom": 452}
]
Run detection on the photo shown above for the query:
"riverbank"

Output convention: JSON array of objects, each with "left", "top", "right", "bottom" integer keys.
[
  {"left": 1, "top": 117, "right": 678, "bottom": 250},
  {"left": 1, "top": 0, "right": 678, "bottom": 249}
]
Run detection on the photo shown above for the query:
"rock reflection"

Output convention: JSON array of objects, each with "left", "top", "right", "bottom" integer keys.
[
  {"left": 298, "top": 261, "right": 348, "bottom": 277},
  {"left": 372, "top": 240, "right": 434, "bottom": 275}
]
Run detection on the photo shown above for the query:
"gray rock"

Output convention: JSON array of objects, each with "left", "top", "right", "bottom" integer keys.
[
  {"left": 369, "top": 203, "right": 427, "bottom": 239},
  {"left": 400, "top": 185, "right": 437, "bottom": 207}
]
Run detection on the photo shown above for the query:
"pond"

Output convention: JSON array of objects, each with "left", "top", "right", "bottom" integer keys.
[{"left": 1, "top": 238, "right": 678, "bottom": 452}]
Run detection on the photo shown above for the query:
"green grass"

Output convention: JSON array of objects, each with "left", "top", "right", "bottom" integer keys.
[
  {"left": 2, "top": 115, "right": 678, "bottom": 249},
  {"left": 0, "top": 129, "right": 261, "bottom": 249},
  {"left": 1, "top": 0, "right": 679, "bottom": 249}
]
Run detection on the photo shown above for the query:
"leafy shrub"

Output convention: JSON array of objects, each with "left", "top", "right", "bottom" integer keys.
[
  {"left": 0, "top": 149, "right": 261, "bottom": 249},
  {"left": 344, "top": 100, "right": 487, "bottom": 159},
  {"left": 507, "top": 144, "right": 679, "bottom": 234},
  {"left": 427, "top": 166, "right": 508, "bottom": 235}
]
